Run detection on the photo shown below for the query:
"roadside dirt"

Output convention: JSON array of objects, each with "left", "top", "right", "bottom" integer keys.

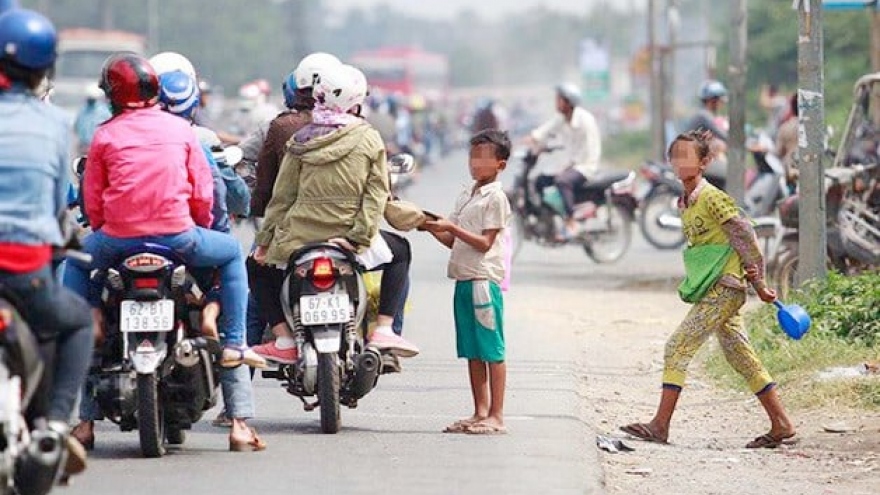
[{"left": 574, "top": 289, "right": 880, "bottom": 495}]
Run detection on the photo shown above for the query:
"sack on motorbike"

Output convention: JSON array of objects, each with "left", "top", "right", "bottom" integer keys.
[
  {"left": 384, "top": 199, "right": 427, "bottom": 231},
  {"left": 678, "top": 244, "right": 733, "bottom": 303}
]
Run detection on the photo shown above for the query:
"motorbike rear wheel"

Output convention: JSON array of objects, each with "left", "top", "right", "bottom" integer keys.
[
  {"left": 639, "top": 187, "right": 685, "bottom": 250},
  {"left": 137, "top": 372, "right": 165, "bottom": 457},
  {"left": 317, "top": 353, "right": 341, "bottom": 434},
  {"left": 583, "top": 204, "right": 633, "bottom": 264}
]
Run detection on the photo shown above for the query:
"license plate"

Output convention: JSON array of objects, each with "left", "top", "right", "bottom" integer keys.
[
  {"left": 119, "top": 300, "right": 175, "bottom": 332},
  {"left": 299, "top": 293, "right": 350, "bottom": 325}
]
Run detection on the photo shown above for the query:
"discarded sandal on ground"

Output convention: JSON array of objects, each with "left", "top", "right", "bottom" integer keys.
[
  {"left": 464, "top": 422, "right": 507, "bottom": 435},
  {"left": 619, "top": 423, "right": 668, "bottom": 444},
  {"left": 229, "top": 428, "right": 267, "bottom": 452},
  {"left": 745, "top": 432, "right": 797, "bottom": 449}
]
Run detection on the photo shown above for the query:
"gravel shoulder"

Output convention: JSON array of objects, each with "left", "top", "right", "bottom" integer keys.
[{"left": 573, "top": 289, "right": 880, "bottom": 495}]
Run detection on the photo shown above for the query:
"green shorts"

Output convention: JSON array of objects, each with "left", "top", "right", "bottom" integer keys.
[{"left": 453, "top": 280, "right": 505, "bottom": 363}]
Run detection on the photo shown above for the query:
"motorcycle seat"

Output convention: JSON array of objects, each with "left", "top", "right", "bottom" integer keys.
[{"left": 580, "top": 170, "right": 632, "bottom": 193}]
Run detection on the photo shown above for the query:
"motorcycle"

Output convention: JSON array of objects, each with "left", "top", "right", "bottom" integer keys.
[
  {"left": 0, "top": 246, "right": 90, "bottom": 495},
  {"left": 89, "top": 245, "right": 220, "bottom": 457},
  {"left": 772, "top": 163, "right": 879, "bottom": 298},
  {"left": 507, "top": 148, "right": 637, "bottom": 263},
  {"left": 260, "top": 154, "right": 416, "bottom": 433}
]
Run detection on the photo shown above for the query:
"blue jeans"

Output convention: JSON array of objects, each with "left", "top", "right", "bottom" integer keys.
[
  {"left": 0, "top": 266, "right": 93, "bottom": 422},
  {"left": 62, "top": 227, "right": 248, "bottom": 346}
]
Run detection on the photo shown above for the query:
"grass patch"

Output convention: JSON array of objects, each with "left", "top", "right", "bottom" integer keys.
[{"left": 705, "top": 271, "right": 880, "bottom": 409}]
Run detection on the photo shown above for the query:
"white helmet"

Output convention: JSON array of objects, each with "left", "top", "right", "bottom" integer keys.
[
  {"left": 314, "top": 63, "right": 368, "bottom": 114},
  {"left": 293, "top": 52, "right": 341, "bottom": 89},
  {"left": 149, "top": 51, "right": 196, "bottom": 78}
]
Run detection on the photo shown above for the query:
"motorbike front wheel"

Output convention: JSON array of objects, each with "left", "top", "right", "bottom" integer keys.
[
  {"left": 317, "top": 353, "right": 341, "bottom": 434},
  {"left": 582, "top": 204, "right": 633, "bottom": 264},
  {"left": 136, "top": 372, "right": 165, "bottom": 457},
  {"left": 639, "top": 187, "right": 685, "bottom": 250}
]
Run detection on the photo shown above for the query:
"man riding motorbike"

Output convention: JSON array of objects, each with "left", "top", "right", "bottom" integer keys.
[
  {"left": 61, "top": 53, "right": 266, "bottom": 450},
  {"left": 0, "top": 7, "right": 92, "bottom": 479},
  {"left": 527, "top": 83, "right": 602, "bottom": 239}
]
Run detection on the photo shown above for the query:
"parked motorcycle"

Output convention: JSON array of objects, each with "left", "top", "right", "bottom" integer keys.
[
  {"left": 771, "top": 163, "right": 879, "bottom": 298},
  {"left": 260, "top": 154, "right": 416, "bottom": 433},
  {"left": 507, "top": 148, "right": 637, "bottom": 263},
  {"left": 89, "top": 245, "right": 220, "bottom": 457}
]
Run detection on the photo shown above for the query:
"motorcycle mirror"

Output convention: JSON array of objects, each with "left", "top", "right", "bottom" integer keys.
[
  {"left": 70, "top": 156, "right": 86, "bottom": 180},
  {"left": 388, "top": 153, "right": 416, "bottom": 175}
]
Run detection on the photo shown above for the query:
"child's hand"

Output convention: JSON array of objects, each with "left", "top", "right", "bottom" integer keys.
[
  {"left": 756, "top": 285, "right": 777, "bottom": 303},
  {"left": 423, "top": 218, "right": 453, "bottom": 233}
]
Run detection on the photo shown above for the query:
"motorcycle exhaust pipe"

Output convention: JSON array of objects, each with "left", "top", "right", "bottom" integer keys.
[
  {"left": 15, "top": 429, "right": 65, "bottom": 495},
  {"left": 348, "top": 348, "right": 381, "bottom": 400}
]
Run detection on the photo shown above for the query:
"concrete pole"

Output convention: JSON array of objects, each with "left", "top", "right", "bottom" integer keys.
[
  {"left": 727, "top": 0, "right": 748, "bottom": 206},
  {"left": 796, "top": 0, "right": 827, "bottom": 285},
  {"left": 649, "top": 0, "right": 665, "bottom": 160},
  {"left": 148, "top": 0, "right": 159, "bottom": 54}
]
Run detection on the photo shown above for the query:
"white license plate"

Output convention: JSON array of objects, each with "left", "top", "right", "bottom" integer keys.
[
  {"left": 299, "top": 293, "right": 350, "bottom": 325},
  {"left": 119, "top": 300, "right": 175, "bottom": 332}
]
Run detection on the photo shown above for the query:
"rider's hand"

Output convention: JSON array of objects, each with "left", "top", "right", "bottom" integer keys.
[
  {"left": 253, "top": 245, "right": 268, "bottom": 265},
  {"left": 328, "top": 237, "right": 356, "bottom": 251}
]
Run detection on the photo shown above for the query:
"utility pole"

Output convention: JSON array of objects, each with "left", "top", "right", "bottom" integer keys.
[
  {"left": 648, "top": 0, "right": 664, "bottom": 160},
  {"left": 871, "top": 7, "right": 880, "bottom": 71},
  {"left": 665, "top": 0, "right": 679, "bottom": 139},
  {"left": 147, "top": 0, "right": 159, "bottom": 54},
  {"left": 796, "top": 0, "right": 827, "bottom": 285},
  {"left": 727, "top": 0, "right": 748, "bottom": 205}
]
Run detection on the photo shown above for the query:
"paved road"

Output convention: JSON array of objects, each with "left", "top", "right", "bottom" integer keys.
[{"left": 63, "top": 150, "right": 681, "bottom": 495}]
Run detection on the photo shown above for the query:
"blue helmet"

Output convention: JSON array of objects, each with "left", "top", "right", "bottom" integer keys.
[
  {"left": 698, "top": 80, "right": 727, "bottom": 101},
  {"left": 281, "top": 70, "right": 297, "bottom": 109},
  {"left": 158, "top": 70, "right": 200, "bottom": 119},
  {"left": 0, "top": 8, "right": 57, "bottom": 70}
]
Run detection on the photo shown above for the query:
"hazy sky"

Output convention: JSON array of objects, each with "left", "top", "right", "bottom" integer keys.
[{"left": 323, "top": 0, "right": 635, "bottom": 19}]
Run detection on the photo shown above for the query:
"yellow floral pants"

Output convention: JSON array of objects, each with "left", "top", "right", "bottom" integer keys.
[{"left": 663, "top": 284, "right": 774, "bottom": 394}]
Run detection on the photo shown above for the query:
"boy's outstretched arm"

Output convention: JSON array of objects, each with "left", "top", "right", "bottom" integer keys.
[{"left": 425, "top": 218, "right": 499, "bottom": 253}]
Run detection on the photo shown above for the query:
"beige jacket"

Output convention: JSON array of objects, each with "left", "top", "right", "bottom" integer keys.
[{"left": 255, "top": 121, "right": 389, "bottom": 266}]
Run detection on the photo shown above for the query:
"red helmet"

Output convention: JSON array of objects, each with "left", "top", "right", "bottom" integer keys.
[{"left": 99, "top": 52, "right": 159, "bottom": 109}]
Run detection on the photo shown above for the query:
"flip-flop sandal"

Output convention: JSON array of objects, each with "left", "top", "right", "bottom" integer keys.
[
  {"left": 745, "top": 432, "right": 797, "bottom": 449},
  {"left": 442, "top": 419, "right": 481, "bottom": 433},
  {"left": 464, "top": 422, "right": 507, "bottom": 435},
  {"left": 620, "top": 423, "right": 668, "bottom": 444},
  {"left": 220, "top": 347, "right": 268, "bottom": 369}
]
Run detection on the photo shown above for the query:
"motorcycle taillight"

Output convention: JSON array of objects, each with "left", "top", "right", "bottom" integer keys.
[
  {"left": 312, "top": 257, "right": 335, "bottom": 291},
  {"left": 133, "top": 278, "right": 159, "bottom": 289}
]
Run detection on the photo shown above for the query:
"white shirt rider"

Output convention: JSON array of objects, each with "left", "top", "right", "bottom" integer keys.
[{"left": 530, "top": 105, "right": 602, "bottom": 178}]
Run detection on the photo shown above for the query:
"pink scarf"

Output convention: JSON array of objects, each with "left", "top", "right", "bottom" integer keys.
[{"left": 310, "top": 102, "right": 358, "bottom": 127}]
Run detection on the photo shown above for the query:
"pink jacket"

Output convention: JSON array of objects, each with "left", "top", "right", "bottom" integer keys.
[{"left": 85, "top": 107, "right": 214, "bottom": 237}]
